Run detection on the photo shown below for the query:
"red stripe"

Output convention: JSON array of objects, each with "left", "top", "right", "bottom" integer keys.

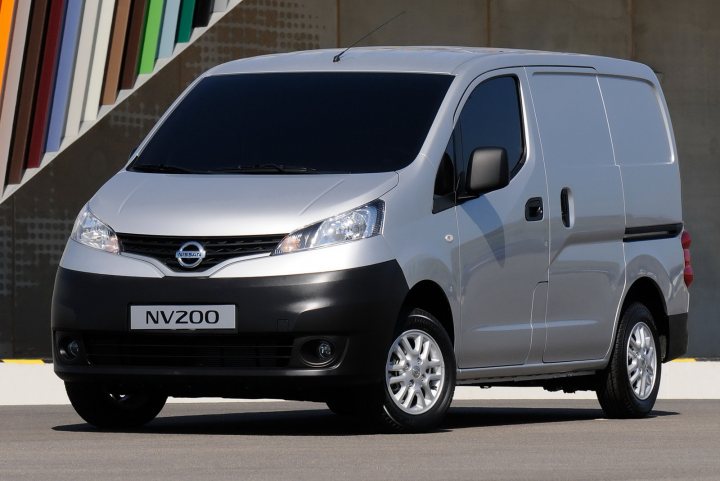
[{"left": 25, "top": 0, "right": 66, "bottom": 169}]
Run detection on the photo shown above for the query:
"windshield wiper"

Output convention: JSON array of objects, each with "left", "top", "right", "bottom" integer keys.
[
  {"left": 206, "top": 164, "right": 318, "bottom": 174},
  {"left": 130, "top": 164, "right": 197, "bottom": 174}
]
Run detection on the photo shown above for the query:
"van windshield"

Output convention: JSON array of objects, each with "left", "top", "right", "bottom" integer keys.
[{"left": 129, "top": 72, "right": 453, "bottom": 174}]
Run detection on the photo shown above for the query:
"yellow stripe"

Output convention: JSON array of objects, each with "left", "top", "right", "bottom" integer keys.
[
  {"left": 673, "top": 358, "right": 697, "bottom": 363},
  {"left": 1, "top": 359, "right": 46, "bottom": 364}
]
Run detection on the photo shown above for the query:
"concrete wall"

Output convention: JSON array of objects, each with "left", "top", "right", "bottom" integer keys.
[
  {"left": 632, "top": 0, "right": 720, "bottom": 357},
  {"left": 1, "top": 0, "right": 718, "bottom": 357}
]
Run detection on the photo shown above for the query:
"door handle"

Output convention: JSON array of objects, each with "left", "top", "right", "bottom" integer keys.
[
  {"left": 560, "top": 187, "right": 572, "bottom": 228},
  {"left": 525, "top": 197, "right": 544, "bottom": 221}
]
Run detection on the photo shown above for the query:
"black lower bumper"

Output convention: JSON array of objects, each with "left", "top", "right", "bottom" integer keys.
[
  {"left": 52, "top": 261, "right": 408, "bottom": 401},
  {"left": 665, "top": 313, "right": 689, "bottom": 362}
]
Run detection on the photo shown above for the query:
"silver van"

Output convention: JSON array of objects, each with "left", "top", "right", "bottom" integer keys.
[{"left": 52, "top": 47, "right": 692, "bottom": 432}]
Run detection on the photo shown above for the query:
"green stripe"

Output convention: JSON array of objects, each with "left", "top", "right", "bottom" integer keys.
[
  {"left": 139, "top": 0, "right": 166, "bottom": 74},
  {"left": 176, "top": 0, "right": 196, "bottom": 43}
]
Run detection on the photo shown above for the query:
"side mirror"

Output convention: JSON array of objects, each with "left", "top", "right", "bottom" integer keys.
[{"left": 465, "top": 147, "right": 509, "bottom": 195}]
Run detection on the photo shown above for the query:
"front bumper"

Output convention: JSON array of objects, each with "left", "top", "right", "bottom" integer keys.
[{"left": 52, "top": 261, "right": 408, "bottom": 401}]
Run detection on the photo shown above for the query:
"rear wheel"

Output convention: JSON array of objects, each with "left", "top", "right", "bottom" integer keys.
[
  {"left": 65, "top": 382, "right": 167, "bottom": 429},
  {"left": 378, "top": 308, "right": 456, "bottom": 432},
  {"left": 596, "top": 302, "right": 661, "bottom": 418}
]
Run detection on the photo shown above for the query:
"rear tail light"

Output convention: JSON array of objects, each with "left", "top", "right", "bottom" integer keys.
[{"left": 681, "top": 230, "right": 693, "bottom": 287}]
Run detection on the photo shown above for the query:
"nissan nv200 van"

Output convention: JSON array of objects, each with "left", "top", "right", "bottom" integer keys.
[{"left": 52, "top": 47, "right": 692, "bottom": 432}]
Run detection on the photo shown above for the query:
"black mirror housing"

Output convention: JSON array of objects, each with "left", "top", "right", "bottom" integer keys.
[{"left": 465, "top": 147, "right": 509, "bottom": 195}]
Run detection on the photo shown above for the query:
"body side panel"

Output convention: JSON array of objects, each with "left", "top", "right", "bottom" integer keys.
[
  {"left": 598, "top": 74, "right": 683, "bottom": 228},
  {"left": 623, "top": 238, "right": 689, "bottom": 318}
]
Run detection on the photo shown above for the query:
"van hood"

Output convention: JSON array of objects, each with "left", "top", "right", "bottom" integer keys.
[{"left": 89, "top": 171, "right": 399, "bottom": 236}]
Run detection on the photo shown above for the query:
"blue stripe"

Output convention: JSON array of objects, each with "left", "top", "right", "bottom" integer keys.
[
  {"left": 45, "top": 0, "right": 85, "bottom": 153},
  {"left": 157, "top": 0, "right": 181, "bottom": 59}
]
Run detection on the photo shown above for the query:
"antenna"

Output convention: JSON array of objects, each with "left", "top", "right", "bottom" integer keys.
[{"left": 333, "top": 11, "right": 406, "bottom": 63}]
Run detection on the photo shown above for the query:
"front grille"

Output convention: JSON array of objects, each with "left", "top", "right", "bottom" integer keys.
[
  {"left": 117, "top": 233, "right": 286, "bottom": 272},
  {"left": 84, "top": 333, "right": 295, "bottom": 368}
]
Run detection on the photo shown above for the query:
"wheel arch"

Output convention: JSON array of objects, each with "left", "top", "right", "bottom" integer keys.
[
  {"left": 400, "top": 280, "right": 455, "bottom": 346},
  {"left": 620, "top": 277, "right": 670, "bottom": 361}
]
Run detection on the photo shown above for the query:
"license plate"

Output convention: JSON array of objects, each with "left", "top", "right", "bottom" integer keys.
[{"left": 130, "top": 305, "right": 236, "bottom": 331}]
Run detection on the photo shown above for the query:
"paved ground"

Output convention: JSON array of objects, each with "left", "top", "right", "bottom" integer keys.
[{"left": 1, "top": 400, "right": 719, "bottom": 481}]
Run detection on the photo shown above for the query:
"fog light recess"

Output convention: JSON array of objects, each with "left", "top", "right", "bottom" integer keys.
[
  {"left": 58, "top": 338, "right": 83, "bottom": 362},
  {"left": 300, "top": 339, "right": 337, "bottom": 366}
]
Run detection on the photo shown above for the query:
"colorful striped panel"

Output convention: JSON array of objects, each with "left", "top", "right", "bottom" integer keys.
[
  {"left": 65, "top": 0, "right": 101, "bottom": 139},
  {"left": 0, "top": 0, "right": 30, "bottom": 193},
  {"left": 83, "top": 0, "right": 115, "bottom": 121},
  {"left": 192, "top": 0, "right": 214, "bottom": 28},
  {"left": 6, "top": 1, "right": 49, "bottom": 183},
  {"left": 26, "top": 0, "right": 67, "bottom": 169},
  {"left": 157, "top": 0, "right": 180, "bottom": 59},
  {"left": 176, "top": 0, "right": 195, "bottom": 43},
  {"left": 1, "top": 0, "right": 235, "bottom": 188},
  {"left": 101, "top": 0, "right": 131, "bottom": 106},
  {"left": 46, "top": 0, "right": 85, "bottom": 153},
  {"left": 0, "top": 0, "right": 16, "bottom": 106},
  {"left": 119, "top": 0, "right": 149, "bottom": 90},
  {"left": 138, "top": 0, "right": 165, "bottom": 74}
]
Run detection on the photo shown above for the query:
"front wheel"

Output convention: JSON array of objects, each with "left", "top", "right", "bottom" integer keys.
[
  {"left": 65, "top": 382, "right": 167, "bottom": 429},
  {"left": 379, "top": 308, "right": 456, "bottom": 432},
  {"left": 596, "top": 302, "right": 661, "bottom": 418}
]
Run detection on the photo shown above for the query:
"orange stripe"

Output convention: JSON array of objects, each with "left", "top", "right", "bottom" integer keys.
[{"left": 0, "top": 0, "right": 16, "bottom": 96}]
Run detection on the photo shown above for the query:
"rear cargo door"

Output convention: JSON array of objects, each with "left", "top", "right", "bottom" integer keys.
[{"left": 527, "top": 68, "right": 626, "bottom": 363}]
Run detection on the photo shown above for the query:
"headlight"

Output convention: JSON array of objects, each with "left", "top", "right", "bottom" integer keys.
[
  {"left": 273, "top": 200, "right": 385, "bottom": 255},
  {"left": 71, "top": 205, "right": 120, "bottom": 254}
]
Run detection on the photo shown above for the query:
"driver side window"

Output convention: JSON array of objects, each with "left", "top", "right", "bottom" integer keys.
[{"left": 457, "top": 76, "right": 525, "bottom": 196}]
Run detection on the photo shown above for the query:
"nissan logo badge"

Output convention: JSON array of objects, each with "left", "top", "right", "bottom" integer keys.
[{"left": 175, "top": 241, "right": 206, "bottom": 268}]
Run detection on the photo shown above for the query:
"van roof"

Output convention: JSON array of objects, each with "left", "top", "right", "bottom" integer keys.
[{"left": 208, "top": 47, "right": 655, "bottom": 80}]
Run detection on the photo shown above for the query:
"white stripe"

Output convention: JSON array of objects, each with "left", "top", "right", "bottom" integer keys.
[{"left": 82, "top": 0, "right": 116, "bottom": 123}]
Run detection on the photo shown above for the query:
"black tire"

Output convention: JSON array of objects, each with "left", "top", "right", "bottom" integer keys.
[
  {"left": 596, "top": 302, "right": 662, "bottom": 418},
  {"left": 65, "top": 382, "right": 167, "bottom": 429},
  {"left": 377, "top": 308, "right": 456, "bottom": 432}
]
